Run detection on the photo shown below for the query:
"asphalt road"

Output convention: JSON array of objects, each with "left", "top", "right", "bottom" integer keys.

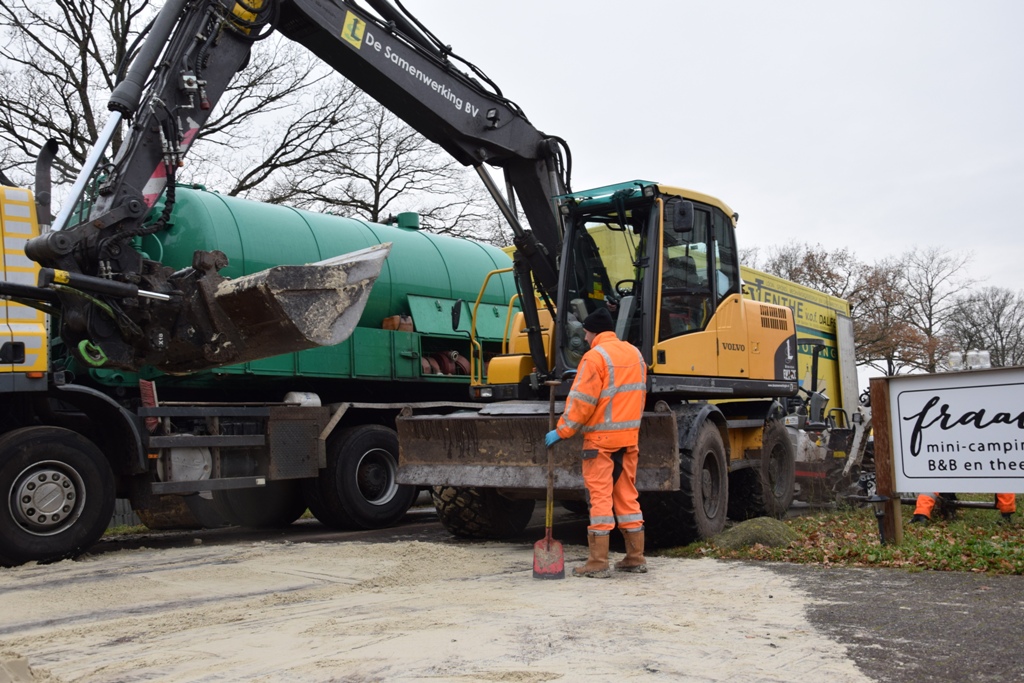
[{"left": 88, "top": 503, "right": 1024, "bottom": 683}]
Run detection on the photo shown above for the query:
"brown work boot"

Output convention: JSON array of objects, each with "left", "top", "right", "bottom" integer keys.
[
  {"left": 573, "top": 532, "right": 611, "bottom": 578},
  {"left": 614, "top": 528, "right": 647, "bottom": 573}
]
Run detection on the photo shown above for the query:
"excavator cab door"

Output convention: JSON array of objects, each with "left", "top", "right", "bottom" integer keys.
[{"left": 653, "top": 198, "right": 744, "bottom": 378}]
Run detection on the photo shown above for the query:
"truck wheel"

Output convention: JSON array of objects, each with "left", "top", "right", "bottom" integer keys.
[
  {"left": 0, "top": 426, "right": 115, "bottom": 567},
  {"left": 728, "top": 421, "right": 796, "bottom": 520},
  {"left": 643, "top": 422, "right": 728, "bottom": 545},
  {"left": 303, "top": 425, "right": 417, "bottom": 530},
  {"left": 431, "top": 486, "right": 535, "bottom": 539},
  {"left": 211, "top": 480, "right": 307, "bottom": 528}
]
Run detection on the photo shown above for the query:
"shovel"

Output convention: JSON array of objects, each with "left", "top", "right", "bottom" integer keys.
[{"left": 533, "top": 380, "right": 565, "bottom": 579}]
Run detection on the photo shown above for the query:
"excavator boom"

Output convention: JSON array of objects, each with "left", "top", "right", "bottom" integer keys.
[{"left": 25, "top": 0, "right": 567, "bottom": 375}]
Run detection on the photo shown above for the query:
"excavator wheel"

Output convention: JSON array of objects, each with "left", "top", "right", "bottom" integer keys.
[
  {"left": 431, "top": 486, "right": 535, "bottom": 539},
  {"left": 643, "top": 422, "right": 729, "bottom": 546},
  {"left": 728, "top": 420, "right": 795, "bottom": 520}
]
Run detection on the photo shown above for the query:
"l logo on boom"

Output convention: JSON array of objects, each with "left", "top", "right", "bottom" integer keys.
[{"left": 341, "top": 11, "right": 366, "bottom": 49}]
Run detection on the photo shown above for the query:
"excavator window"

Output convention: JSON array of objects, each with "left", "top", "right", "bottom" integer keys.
[
  {"left": 712, "top": 210, "right": 741, "bottom": 303},
  {"left": 559, "top": 205, "right": 651, "bottom": 367},
  {"left": 659, "top": 202, "right": 713, "bottom": 340}
]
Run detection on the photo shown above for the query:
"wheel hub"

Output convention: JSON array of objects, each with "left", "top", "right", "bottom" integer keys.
[
  {"left": 701, "top": 457, "right": 720, "bottom": 517},
  {"left": 10, "top": 461, "right": 85, "bottom": 535},
  {"left": 356, "top": 448, "right": 398, "bottom": 506}
]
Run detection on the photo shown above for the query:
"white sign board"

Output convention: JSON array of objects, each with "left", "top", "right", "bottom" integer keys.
[{"left": 890, "top": 366, "right": 1024, "bottom": 493}]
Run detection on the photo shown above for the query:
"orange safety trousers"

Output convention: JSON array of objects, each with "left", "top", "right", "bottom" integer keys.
[
  {"left": 582, "top": 444, "right": 644, "bottom": 535},
  {"left": 914, "top": 492, "right": 1016, "bottom": 518},
  {"left": 996, "top": 493, "right": 1016, "bottom": 514}
]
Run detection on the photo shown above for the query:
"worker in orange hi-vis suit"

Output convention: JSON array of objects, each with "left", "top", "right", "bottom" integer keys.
[
  {"left": 911, "top": 492, "right": 1016, "bottom": 523},
  {"left": 544, "top": 307, "right": 648, "bottom": 578}
]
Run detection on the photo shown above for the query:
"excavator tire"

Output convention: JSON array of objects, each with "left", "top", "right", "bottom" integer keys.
[
  {"left": 728, "top": 420, "right": 795, "bottom": 520},
  {"left": 642, "top": 422, "right": 729, "bottom": 546},
  {"left": 431, "top": 486, "right": 535, "bottom": 539}
]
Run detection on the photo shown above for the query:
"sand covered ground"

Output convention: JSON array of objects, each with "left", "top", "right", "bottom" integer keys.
[{"left": 0, "top": 538, "right": 871, "bottom": 682}]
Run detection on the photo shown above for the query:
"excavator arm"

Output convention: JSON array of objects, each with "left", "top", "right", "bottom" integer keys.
[{"left": 24, "top": 0, "right": 566, "bottom": 375}]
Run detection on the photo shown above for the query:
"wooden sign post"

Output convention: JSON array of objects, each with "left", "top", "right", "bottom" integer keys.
[{"left": 870, "top": 377, "right": 903, "bottom": 544}]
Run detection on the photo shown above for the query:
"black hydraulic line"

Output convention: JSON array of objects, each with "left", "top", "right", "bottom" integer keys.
[
  {"left": 114, "top": 15, "right": 157, "bottom": 86},
  {"left": 365, "top": 0, "right": 445, "bottom": 59},
  {"left": 389, "top": 0, "right": 507, "bottom": 101},
  {"left": 0, "top": 281, "right": 60, "bottom": 304}
]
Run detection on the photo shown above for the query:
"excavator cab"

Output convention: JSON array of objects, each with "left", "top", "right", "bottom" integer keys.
[{"left": 552, "top": 181, "right": 796, "bottom": 396}]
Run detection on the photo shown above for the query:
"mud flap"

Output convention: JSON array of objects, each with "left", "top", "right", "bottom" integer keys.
[{"left": 396, "top": 404, "right": 680, "bottom": 492}]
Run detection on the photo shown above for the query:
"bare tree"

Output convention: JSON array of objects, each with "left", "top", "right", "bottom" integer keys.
[
  {"left": 758, "top": 242, "right": 866, "bottom": 301},
  {"left": 0, "top": 0, "right": 504, "bottom": 242},
  {"left": 851, "top": 259, "right": 926, "bottom": 375},
  {"left": 0, "top": 0, "right": 149, "bottom": 184},
  {"left": 738, "top": 245, "right": 762, "bottom": 270},
  {"left": 282, "top": 95, "right": 504, "bottom": 243},
  {"left": 897, "top": 246, "right": 974, "bottom": 373},
  {"left": 947, "top": 287, "right": 1024, "bottom": 368}
]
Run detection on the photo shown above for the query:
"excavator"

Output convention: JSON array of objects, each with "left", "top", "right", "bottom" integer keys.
[{"left": 8, "top": 0, "right": 804, "bottom": 547}]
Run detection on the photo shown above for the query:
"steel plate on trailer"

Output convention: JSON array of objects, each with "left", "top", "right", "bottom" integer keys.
[{"left": 396, "top": 409, "right": 680, "bottom": 491}]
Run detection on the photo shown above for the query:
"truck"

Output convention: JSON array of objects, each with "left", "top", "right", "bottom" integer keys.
[
  {"left": 2, "top": 0, "right": 869, "bottom": 563},
  {"left": 740, "top": 266, "right": 871, "bottom": 504},
  {"left": 0, "top": 177, "right": 520, "bottom": 565}
]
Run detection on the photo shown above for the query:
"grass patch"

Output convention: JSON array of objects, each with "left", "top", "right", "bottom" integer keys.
[
  {"left": 104, "top": 524, "right": 149, "bottom": 537},
  {"left": 663, "top": 496, "right": 1024, "bottom": 575}
]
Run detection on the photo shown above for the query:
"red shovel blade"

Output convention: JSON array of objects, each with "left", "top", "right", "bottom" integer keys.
[{"left": 533, "top": 532, "right": 565, "bottom": 579}]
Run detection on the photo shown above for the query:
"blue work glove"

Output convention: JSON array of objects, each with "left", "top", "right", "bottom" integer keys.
[{"left": 544, "top": 430, "right": 562, "bottom": 447}]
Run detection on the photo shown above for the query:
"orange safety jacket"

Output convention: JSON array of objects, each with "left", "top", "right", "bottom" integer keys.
[{"left": 556, "top": 331, "right": 647, "bottom": 450}]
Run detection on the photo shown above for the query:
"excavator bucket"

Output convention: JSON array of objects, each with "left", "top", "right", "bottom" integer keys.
[
  {"left": 154, "top": 242, "right": 392, "bottom": 374},
  {"left": 396, "top": 403, "right": 680, "bottom": 492},
  {"left": 215, "top": 243, "right": 390, "bottom": 352}
]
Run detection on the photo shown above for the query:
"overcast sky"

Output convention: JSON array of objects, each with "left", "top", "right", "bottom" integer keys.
[{"left": 411, "top": 0, "right": 1023, "bottom": 291}]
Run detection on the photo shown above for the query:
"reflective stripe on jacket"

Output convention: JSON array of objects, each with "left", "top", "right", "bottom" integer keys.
[{"left": 556, "top": 331, "right": 647, "bottom": 449}]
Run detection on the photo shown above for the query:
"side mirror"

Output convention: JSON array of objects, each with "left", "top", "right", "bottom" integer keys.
[
  {"left": 672, "top": 200, "right": 694, "bottom": 233},
  {"left": 451, "top": 299, "right": 464, "bottom": 332}
]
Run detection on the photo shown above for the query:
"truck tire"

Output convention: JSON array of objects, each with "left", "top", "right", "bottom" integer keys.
[
  {"left": 304, "top": 425, "right": 417, "bottom": 530},
  {"left": 211, "top": 480, "right": 307, "bottom": 529},
  {"left": 643, "top": 422, "right": 728, "bottom": 545},
  {"left": 0, "top": 426, "right": 115, "bottom": 566},
  {"left": 431, "top": 486, "right": 535, "bottom": 539},
  {"left": 728, "top": 420, "right": 796, "bottom": 520}
]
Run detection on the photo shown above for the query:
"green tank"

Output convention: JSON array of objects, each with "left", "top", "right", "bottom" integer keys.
[{"left": 90, "top": 185, "right": 517, "bottom": 389}]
